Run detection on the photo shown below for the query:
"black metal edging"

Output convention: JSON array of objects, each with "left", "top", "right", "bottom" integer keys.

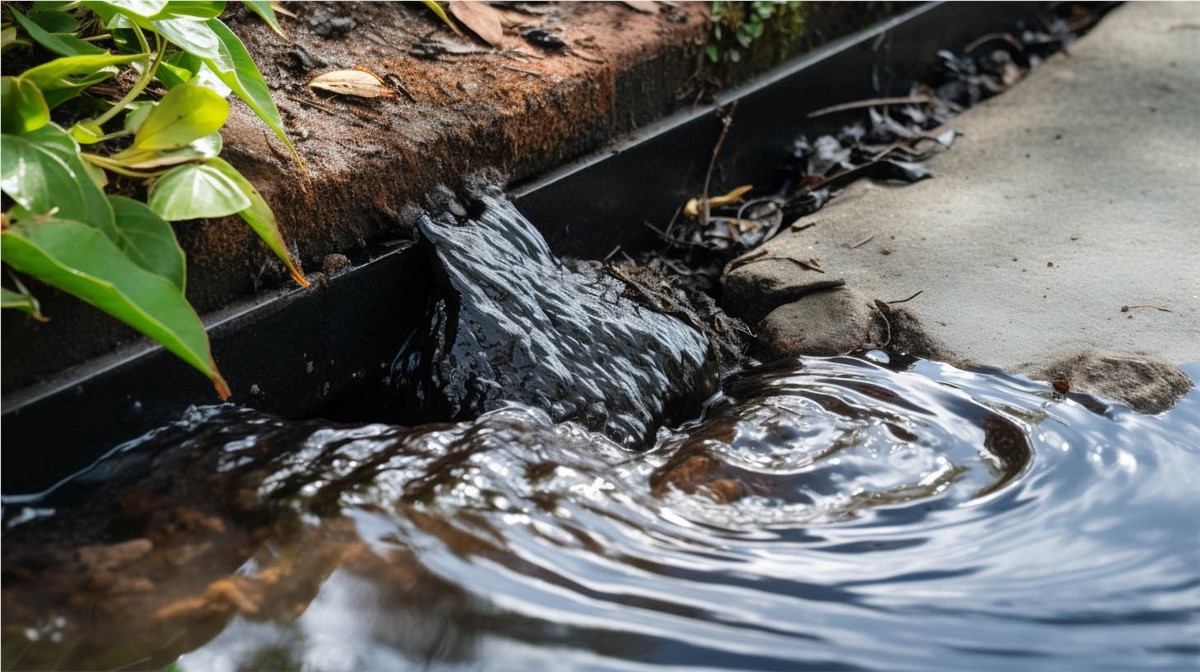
[{"left": 1, "top": 2, "right": 1045, "bottom": 494}]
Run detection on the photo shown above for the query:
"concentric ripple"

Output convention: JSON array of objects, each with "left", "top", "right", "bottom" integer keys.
[{"left": 3, "top": 357, "right": 1197, "bottom": 672}]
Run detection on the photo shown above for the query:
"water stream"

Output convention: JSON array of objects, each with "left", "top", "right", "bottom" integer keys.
[{"left": 3, "top": 196, "right": 1197, "bottom": 672}]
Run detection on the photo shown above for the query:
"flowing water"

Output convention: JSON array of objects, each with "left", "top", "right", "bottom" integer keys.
[{"left": 3, "top": 195, "right": 1198, "bottom": 672}]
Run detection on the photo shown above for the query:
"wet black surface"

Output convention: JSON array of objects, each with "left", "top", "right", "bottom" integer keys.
[{"left": 386, "top": 186, "right": 714, "bottom": 448}]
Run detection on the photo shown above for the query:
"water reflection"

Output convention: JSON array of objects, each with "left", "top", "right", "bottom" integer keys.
[{"left": 3, "top": 358, "right": 1197, "bottom": 671}]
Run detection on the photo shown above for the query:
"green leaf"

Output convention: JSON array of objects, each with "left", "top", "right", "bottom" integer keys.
[
  {"left": 1, "top": 26, "right": 22, "bottom": 51},
  {"left": 1, "top": 126, "right": 116, "bottom": 235},
  {"left": 113, "top": 131, "right": 223, "bottom": 169},
  {"left": 421, "top": 1, "right": 462, "bottom": 35},
  {"left": 155, "top": 59, "right": 194, "bottom": 88},
  {"left": 108, "top": 194, "right": 187, "bottom": 291},
  {"left": 20, "top": 53, "right": 140, "bottom": 92},
  {"left": 242, "top": 0, "right": 287, "bottom": 38},
  {"left": 1, "top": 286, "right": 47, "bottom": 321},
  {"left": 69, "top": 118, "right": 106, "bottom": 144},
  {"left": 132, "top": 82, "right": 228, "bottom": 150},
  {"left": 1, "top": 219, "right": 229, "bottom": 399},
  {"left": 83, "top": 0, "right": 170, "bottom": 21},
  {"left": 151, "top": 17, "right": 221, "bottom": 59},
  {"left": 205, "top": 157, "right": 308, "bottom": 286},
  {"left": 122, "top": 100, "right": 156, "bottom": 132},
  {"left": 156, "top": 2, "right": 227, "bottom": 19},
  {"left": 29, "top": 9, "right": 79, "bottom": 33},
  {"left": 148, "top": 162, "right": 251, "bottom": 220},
  {"left": 1, "top": 76, "right": 50, "bottom": 134},
  {"left": 201, "top": 19, "right": 301, "bottom": 168},
  {"left": 8, "top": 7, "right": 105, "bottom": 56}
]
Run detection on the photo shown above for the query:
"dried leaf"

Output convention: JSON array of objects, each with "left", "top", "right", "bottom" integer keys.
[
  {"left": 308, "top": 69, "right": 394, "bottom": 98},
  {"left": 621, "top": 1, "right": 658, "bottom": 14},
  {"left": 448, "top": 1, "right": 504, "bottom": 47}
]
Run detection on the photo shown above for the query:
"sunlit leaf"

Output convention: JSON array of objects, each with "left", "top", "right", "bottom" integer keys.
[
  {"left": 132, "top": 82, "right": 228, "bottom": 150},
  {"left": 69, "top": 118, "right": 105, "bottom": 144},
  {"left": 113, "top": 131, "right": 223, "bottom": 169},
  {"left": 1, "top": 218, "right": 229, "bottom": 399},
  {"left": 205, "top": 157, "right": 308, "bottom": 286},
  {"left": 109, "top": 194, "right": 187, "bottom": 291},
  {"left": 81, "top": 0, "right": 170, "bottom": 21},
  {"left": 151, "top": 16, "right": 221, "bottom": 59},
  {"left": 308, "top": 69, "right": 393, "bottom": 98},
  {"left": 422, "top": 0, "right": 463, "bottom": 35},
  {"left": 1, "top": 286, "right": 47, "bottom": 321},
  {"left": 154, "top": 1, "right": 227, "bottom": 19},
  {"left": 122, "top": 100, "right": 156, "bottom": 132},
  {"left": 7, "top": 7, "right": 105, "bottom": 56},
  {"left": 1, "top": 76, "right": 51, "bottom": 134},
  {"left": 20, "top": 53, "right": 140, "bottom": 92},
  {"left": 1, "top": 26, "right": 22, "bottom": 51},
  {"left": 1, "top": 125, "right": 116, "bottom": 235},
  {"left": 148, "top": 162, "right": 250, "bottom": 220},
  {"left": 243, "top": 0, "right": 287, "bottom": 38},
  {"left": 201, "top": 18, "right": 301, "bottom": 168}
]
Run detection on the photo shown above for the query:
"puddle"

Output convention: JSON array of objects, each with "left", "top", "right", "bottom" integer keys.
[
  {"left": 3, "top": 356, "right": 1198, "bottom": 671},
  {"left": 3, "top": 194, "right": 1197, "bottom": 671}
]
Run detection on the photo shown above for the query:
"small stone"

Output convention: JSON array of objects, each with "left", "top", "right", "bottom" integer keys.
[
  {"left": 723, "top": 258, "right": 840, "bottom": 325},
  {"left": 754, "top": 286, "right": 884, "bottom": 359},
  {"left": 1034, "top": 350, "right": 1192, "bottom": 414}
]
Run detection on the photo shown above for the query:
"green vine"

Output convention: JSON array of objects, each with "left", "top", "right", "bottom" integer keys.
[{"left": 1, "top": 0, "right": 301, "bottom": 399}]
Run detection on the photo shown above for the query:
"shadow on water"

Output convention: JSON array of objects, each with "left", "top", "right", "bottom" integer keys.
[{"left": 2, "top": 195, "right": 1198, "bottom": 672}]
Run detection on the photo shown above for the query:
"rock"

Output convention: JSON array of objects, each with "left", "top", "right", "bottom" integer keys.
[
  {"left": 1033, "top": 350, "right": 1193, "bottom": 415},
  {"left": 754, "top": 286, "right": 885, "bottom": 359},
  {"left": 722, "top": 257, "right": 842, "bottom": 325}
]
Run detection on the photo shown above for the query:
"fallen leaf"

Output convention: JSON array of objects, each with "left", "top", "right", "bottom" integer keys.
[
  {"left": 621, "top": 1, "right": 659, "bottom": 14},
  {"left": 684, "top": 184, "right": 753, "bottom": 218},
  {"left": 1051, "top": 378, "right": 1070, "bottom": 394},
  {"left": 308, "top": 69, "right": 394, "bottom": 98},
  {"left": 449, "top": 1, "right": 505, "bottom": 47}
]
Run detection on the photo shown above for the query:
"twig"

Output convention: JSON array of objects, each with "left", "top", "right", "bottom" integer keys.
[
  {"left": 885, "top": 290, "right": 924, "bottom": 304},
  {"left": 849, "top": 234, "right": 875, "bottom": 249},
  {"left": 807, "top": 95, "right": 933, "bottom": 119},
  {"left": 500, "top": 64, "right": 542, "bottom": 78},
  {"left": 286, "top": 94, "right": 338, "bottom": 114},
  {"left": 1120, "top": 304, "right": 1172, "bottom": 313},
  {"left": 963, "top": 32, "right": 1025, "bottom": 55},
  {"left": 700, "top": 101, "right": 738, "bottom": 226}
]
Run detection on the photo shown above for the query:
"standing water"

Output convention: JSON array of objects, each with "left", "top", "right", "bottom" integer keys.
[{"left": 3, "top": 195, "right": 1198, "bottom": 672}]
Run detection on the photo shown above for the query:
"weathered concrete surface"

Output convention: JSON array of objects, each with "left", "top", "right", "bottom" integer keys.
[{"left": 727, "top": 2, "right": 1200, "bottom": 412}]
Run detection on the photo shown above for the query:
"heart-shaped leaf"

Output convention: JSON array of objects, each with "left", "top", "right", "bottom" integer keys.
[
  {"left": 1, "top": 76, "right": 50, "bottom": 134},
  {"left": 1, "top": 125, "right": 116, "bottom": 235},
  {"left": 1, "top": 218, "right": 229, "bottom": 399},
  {"left": 206, "top": 157, "right": 308, "bottom": 286},
  {"left": 109, "top": 194, "right": 187, "bottom": 291},
  {"left": 132, "top": 82, "right": 228, "bottom": 150},
  {"left": 148, "top": 162, "right": 251, "bottom": 220}
]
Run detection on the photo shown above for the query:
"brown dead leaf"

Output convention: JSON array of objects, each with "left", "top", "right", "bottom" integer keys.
[
  {"left": 621, "top": 0, "right": 659, "bottom": 14},
  {"left": 308, "top": 69, "right": 394, "bottom": 98},
  {"left": 449, "top": 0, "right": 505, "bottom": 47}
]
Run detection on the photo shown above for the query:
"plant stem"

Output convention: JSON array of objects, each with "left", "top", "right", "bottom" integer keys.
[
  {"left": 81, "top": 153, "right": 164, "bottom": 178},
  {"left": 92, "top": 29, "right": 164, "bottom": 128}
]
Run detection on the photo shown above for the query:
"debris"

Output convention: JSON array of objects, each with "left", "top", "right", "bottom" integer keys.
[
  {"left": 684, "top": 185, "right": 752, "bottom": 218},
  {"left": 807, "top": 95, "right": 936, "bottom": 119},
  {"left": 522, "top": 27, "right": 566, "bottom": 50},
  {"left": 308, "top": 69, "right": 395, "bottom": 98},
  {"left": 449, "top": 1, "right": 505, "bottom": 47},
  {"left": 1120, "top": 304, "right": 1172, "bottom": 313},
  {"left": 849, "top": 234, "right": 875, "bottom": 249},
  {"left": 621, "top": 1, "right": 659, "bottom": 14}
]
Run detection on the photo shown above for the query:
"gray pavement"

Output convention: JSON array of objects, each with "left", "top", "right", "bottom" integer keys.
[{"left": 726, "top": 2, "right": 1199, "bottom": 410}]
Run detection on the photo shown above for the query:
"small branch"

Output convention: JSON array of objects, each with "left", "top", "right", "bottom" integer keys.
[
  {"left": 849, "top": 234, "right": 875, "bottom": 249},
  {"left": 807, "top": 95, "right": 933, "bottom": 119},
  {"left": 700, "top": 101, "right": 738, "bottom": 227}
]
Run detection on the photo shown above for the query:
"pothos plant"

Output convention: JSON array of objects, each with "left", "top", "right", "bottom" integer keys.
[{"left": 1, "top": 0, "right": 305, "bottom": 399}]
